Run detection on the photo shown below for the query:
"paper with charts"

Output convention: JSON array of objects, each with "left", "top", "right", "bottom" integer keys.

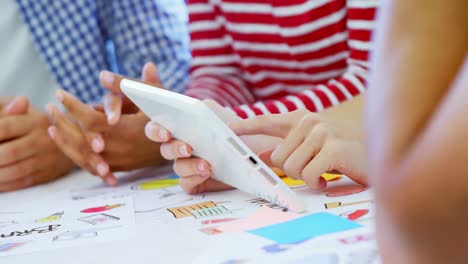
[
  {"left": 67, "top": 170, "right": 378, "bottom": 263},
  {"left": 1, "top": 166, "right": 378, "bottom": 262},
  {"left": 67, "top": 170, "right": 194, "bottom": 214},
  {"left": 0, "top": 197, "right": 135, "bottom": 257}
]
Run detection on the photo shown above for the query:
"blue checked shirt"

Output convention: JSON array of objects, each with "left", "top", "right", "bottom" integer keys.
[{"left": 16, "top": 0, "right": 190, "bottom": 103}]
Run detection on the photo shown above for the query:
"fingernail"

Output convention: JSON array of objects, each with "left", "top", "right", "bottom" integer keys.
[
  {"left": 92, "top": 137, "right": 104, "bottom": 152},
  {"left": 105, "top": 176, "right": 117, "bottom": 186},
  {"left": 179, "top": 145, "right": 190, "bottom": 157},
  {"left": 198, "top": 162, "right": 205, "bottom": 172},
  {"left": 48, "top": 127, "right": 56, "bottom": 140},
  {"left": 46, "top": 104, "right": 54, "bottom": 115},
  {"left": 144, "top": 62, "right": 156, "bottom": 72},
  {"left": 198, "top": 162, "right": 208, "bottom": 175},
  {"left": 97, "top": 163, "right": 109, "bottom": 176},
  {"left": 100, "top": 71, "right": 114, "bottom": 86},
  {"left": 158, "top": 129, "right": 168, "bottom": 141},
  {"left": 55, "top": 90, "right": 65, "bottom": 102},
  {"left": 107, "top": 112, "right": 116, "bottom": 124},
  {"left": 4, "top": 100, "right": 15, "bottom": 113}
]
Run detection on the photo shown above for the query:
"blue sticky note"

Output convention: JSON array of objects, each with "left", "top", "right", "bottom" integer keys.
[{"left": 248, "top": 212, "right": 361, "bottom": 244}]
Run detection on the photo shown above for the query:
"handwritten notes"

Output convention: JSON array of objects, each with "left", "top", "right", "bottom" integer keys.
[
  {"left": 1, "top": 225, "right": 61, "bottom": 238},
  {"left": 248, "top": 213, "right": 361, "bottom": 244},
  {"left": 0, "top": 197, "right": 135, "bottom": 257}
]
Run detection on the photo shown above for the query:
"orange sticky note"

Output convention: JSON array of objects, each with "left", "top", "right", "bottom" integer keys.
[{"left": 272, "top": 167, "right": 286, "bottom": 177}]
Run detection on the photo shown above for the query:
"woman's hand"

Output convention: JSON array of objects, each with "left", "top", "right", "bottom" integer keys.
[
  {"left": 230, "top": 109, "right": 367, "bottom": 189},
  {"left": 144, "top": 100, "right": 282, "bottom": 194}
]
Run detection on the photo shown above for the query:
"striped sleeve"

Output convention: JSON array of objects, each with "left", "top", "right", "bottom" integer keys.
[
  {"left": 184, "top": 0, "right": 256, "bottom": 107},
  {"left": 231, "top": 0, "right": 377, "bottom": 119}
]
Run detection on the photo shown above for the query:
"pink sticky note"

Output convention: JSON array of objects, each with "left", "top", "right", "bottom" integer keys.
[{"left": 216, "top": 206, "right": 301, "bottom": 233}]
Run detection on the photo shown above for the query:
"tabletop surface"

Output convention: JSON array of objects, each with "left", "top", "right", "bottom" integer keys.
[{"left": 0, "top": 167, "right": 376, "bottom": 264}]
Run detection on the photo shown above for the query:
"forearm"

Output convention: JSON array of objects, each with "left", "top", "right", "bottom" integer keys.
[
  {"left": 368, "top": 0, "right": 468, "bottom": 166},
  {"left": 376, "top": 59, "right": 468, "bottom": 264},
  {"left": 368, "top": 0, "right": 468, "bottom": 262},
  {"left": 230, "top": 75, "right": 367, "bottom": 119}
]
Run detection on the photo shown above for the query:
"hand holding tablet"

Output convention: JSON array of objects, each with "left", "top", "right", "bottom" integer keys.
[{"left": 121, "top": 79, "right": 305, "bottom": 213}]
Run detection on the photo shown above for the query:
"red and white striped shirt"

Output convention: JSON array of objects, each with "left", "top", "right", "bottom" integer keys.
[{"left": 185, "top": 0, "right": 378, "bottom": 119}]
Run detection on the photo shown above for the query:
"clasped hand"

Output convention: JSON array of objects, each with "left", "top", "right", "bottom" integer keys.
[
  {"left": 47, "top": 63, "right": 166, "bottom": 185},
  {"left": 0, "top": 97, "right": 73, "bottom": 192}
]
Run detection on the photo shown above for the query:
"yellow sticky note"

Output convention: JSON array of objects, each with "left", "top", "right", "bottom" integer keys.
[
  {"left": 281, "top": 177, "right": 306, "bottom": 187},
  {"left": 281, "top": 173, "right": 342, "bottom": 187},
  {"left": 135, "top": 178, "right": 179, "bottom": 190},
  {"left": 322, "top": 173, "right": 342, "bottom": 182}
]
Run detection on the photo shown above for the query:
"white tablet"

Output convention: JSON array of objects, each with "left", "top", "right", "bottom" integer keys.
[{"left": 121, "top": 79, "right": 306, "bottom": 213}]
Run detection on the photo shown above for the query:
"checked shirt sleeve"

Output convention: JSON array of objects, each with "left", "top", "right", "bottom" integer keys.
[{"left": 97, "top": 0, "right": 191, "bottom": 93}]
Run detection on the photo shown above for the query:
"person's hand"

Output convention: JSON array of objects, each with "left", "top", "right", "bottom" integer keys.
[
  {"left": 47, "top": 63, "right": 166, "bottom": 186},
  {"left": 145, "top": 100, "right": 283, "bottom": 194},
  {"left": 230, "top": 109, "right": 367, "bottom": 189},
  {"left": 97, "top": 62, "right": 165, "bottom": 125},
  {"left": 0, "top": 97, "right": 74, "bottom": 192}
]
